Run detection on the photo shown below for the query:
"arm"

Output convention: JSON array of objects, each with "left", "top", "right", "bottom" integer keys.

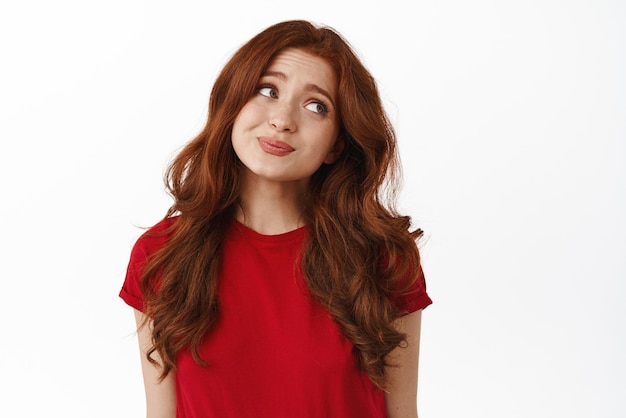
[
  {"left": 134, "top": 309, "right": 177, "bottom": 418},
  {"left": 384, "top": 309, "right": 423, "bottom": 418}
]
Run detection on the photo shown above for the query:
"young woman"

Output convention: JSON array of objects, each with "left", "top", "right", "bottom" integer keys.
[{"left": 120, "top": 20, "right": 432, "bottom": 418}]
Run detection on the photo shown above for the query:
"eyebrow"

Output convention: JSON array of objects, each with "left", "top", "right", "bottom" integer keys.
[{"left": 262, "top": 70, "right": 335, "bottom": 107}]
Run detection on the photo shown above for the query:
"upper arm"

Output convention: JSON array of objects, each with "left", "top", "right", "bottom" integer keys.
[
  {"left": 134, "top": 309, "right": 177, "bottom": 418},
  {"left": 384, "top": 309, "right": 423, "bottom": 418}
]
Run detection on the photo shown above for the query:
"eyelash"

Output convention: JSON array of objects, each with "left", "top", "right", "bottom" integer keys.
[
  {"left": 257, "top": 84, "right": 278, "bottom": 99},
  {"left": 256, "top": 84, "right": 330, "bottom": 115},
  {"left": 308, "top": 100, "right": 329, "bottom": 115}
]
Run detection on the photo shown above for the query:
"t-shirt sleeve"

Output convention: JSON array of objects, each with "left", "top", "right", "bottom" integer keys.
[
  {"left": 119, "top": 235, "right": 150, "bottom": 312},
  {"left": 392, "top": 263, "right": 433, "bottom": 315},
  {"left": 119, "top": 218, "right": 174, "bottom": 313}
]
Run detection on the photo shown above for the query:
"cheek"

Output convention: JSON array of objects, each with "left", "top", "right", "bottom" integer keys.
[
  {"left": 233, "top": 102, "right": 259, "bottom": 128},
  {"left": 232, "top": 107, "right": 247, "bottom": 132},
  {"left": 231, "top": 107, "right": 254, "bottom": 143},
  {"left": 321, "top": 126, "right": 340, "bottom": 151}
]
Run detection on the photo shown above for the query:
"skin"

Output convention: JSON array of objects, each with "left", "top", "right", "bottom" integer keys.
[
  {"left": 384, "top": 309, "right": 423, "bottom": 418},
  {"left": 231, "top": 48, "right": 343, "bottom": 234},
  {"left": 134, "top": 48, "right": 423, "bottom": 417},
  {"left": 135, "top": 310, "right": 176, "bottom": 418}
]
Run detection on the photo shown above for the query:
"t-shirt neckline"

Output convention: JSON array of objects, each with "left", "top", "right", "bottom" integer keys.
[{"left": 230, "top": 218, "right": 307, "bottom": 244}]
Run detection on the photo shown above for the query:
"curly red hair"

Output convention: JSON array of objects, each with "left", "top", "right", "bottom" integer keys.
[{"left": 140, "top": 20, "right": 423, "bottom": 389}]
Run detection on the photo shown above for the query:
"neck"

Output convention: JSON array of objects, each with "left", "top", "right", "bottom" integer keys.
[{"left": 236, "top": 171, "right": 308, "bottom": 235}]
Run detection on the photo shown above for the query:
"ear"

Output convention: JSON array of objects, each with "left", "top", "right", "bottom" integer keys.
[{"left": 323, "top": 135, "right": 345, "bottom": 164}]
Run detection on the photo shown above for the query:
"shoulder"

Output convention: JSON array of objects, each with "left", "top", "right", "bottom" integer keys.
[
  {"left": 129, "top": 216, "right": 178, "bottom": 264},
  {"left": 139, "top": 216, "right": 178, "bottom": 244},
  {"left": 144, "top": 216, "right": 178, "bottom": 236},
  {"left": 121, "top": 216, "right": 178, "bottom": 311}
]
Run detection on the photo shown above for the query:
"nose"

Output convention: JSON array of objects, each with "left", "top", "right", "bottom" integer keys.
[{"left": 269, "top": 103, "right": 297, "bottom": 132}]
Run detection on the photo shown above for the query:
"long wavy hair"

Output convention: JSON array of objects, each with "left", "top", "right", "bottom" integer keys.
[{"left": 140, "top": 19, "right": 423, "bottom": 389}]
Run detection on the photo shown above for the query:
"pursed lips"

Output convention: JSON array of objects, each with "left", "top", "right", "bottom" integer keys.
[{"left": 257, "top": 136, "right": 295, "bottom": 156}]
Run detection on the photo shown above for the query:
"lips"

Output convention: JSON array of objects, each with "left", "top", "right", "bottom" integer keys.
[{"left": 257, "top": 136, "right": 295, "bottom": 156}]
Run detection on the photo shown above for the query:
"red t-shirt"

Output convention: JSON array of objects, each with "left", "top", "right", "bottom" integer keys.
[{"left": 120, "top": 217, "right": 432, "bottom": 418}]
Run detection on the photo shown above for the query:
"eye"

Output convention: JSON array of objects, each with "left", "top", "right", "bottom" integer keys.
[
  {"left": 258, "top": 85, "right": 278, "bottom": 99},
  {"left": 305, "top": 101, "right": 329, "bottom": 115}
]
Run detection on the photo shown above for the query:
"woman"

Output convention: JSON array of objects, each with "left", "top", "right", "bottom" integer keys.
[{"left": 120, "top": 19, "right": 432, "bottom": 418}]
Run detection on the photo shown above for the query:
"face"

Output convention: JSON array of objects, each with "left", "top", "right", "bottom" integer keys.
[{"left": 231, "top": 48, "right": 342, "bottom": 187}]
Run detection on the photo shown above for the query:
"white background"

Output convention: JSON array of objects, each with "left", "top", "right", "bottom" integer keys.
[{"left": 1, "top": 0, "right": 624, "bottom": 417}]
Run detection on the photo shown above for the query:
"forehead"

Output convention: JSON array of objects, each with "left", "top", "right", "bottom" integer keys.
[{"left": 264, "top": 48, "right": 337, "bottom": 95}]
